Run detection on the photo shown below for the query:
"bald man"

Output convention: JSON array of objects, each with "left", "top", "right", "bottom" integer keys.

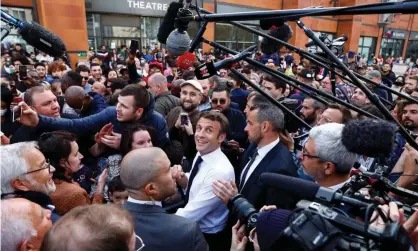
[
  {"left": 65, "top": 85, "right": 108, "bottom": 117},
  {"left": 91, "top": 81, "right": 106, "bottom": 97},
  {"left": 198, "top": 79, "right": 211, "bottom": 111},
  {"left": 1, "top": 198, "right": 52, "bottom": 251},
  {"left": 148, "top": 73, "right": 180, "bottom": 117},
  {"left": 121, "top": 147, "right": 208, "bottom": 251}
]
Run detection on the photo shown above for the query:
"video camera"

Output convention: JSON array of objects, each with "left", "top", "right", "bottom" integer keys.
[
  {"left": 227, "top": 172, "right": 417, "bottom": 251},
  {"left": 305, "top": 33, "right": 347, "bottom": 59}
]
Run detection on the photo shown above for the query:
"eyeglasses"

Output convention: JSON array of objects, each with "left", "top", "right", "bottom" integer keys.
[
  {"left": 301, "top": 146, "right": 321, "bottom": 160},
  {"left": 23, "top": 160, "right": 52, "bottom": 175},
  {"left": 211, "top": 98, "right": 227, "bottom": 105},
  {"left": 135, "top": 235, "right": 145, "bottom": 251},
  {"left": 83, "top": 77, "right": 89, "bottom": 80}
]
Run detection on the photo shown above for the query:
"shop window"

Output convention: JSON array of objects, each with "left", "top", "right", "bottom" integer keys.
[
  {"left": 215, "top": 23, "right": 258, "bottom": 52},
  {"left": 1, "top": 7, "right": 34, "bottom": 53},
  {"left": 358, "top": 36, "right": 377, "bottom": 62}
]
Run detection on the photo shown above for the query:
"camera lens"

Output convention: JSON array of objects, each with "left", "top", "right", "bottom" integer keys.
[{"left": 228, "top": 194, "right": 259, "bottom": 230}]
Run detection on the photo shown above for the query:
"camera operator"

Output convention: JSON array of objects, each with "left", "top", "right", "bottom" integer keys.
[{"left": 301, "top": 122, "right": 357, "bottom": 189}]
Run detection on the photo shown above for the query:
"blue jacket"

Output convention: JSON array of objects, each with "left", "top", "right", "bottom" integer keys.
[
  {"left": 79, "top": 92, "right": 108, "bottom": 117},
  {"left": 230, "top": 88, "right": 249, "bottom": 111},
  {"left": 36, "top": 93, "right": 169, "bottom": 148},
  {"left": 223, "top": 108, "right": 247, "bottom": 146}
]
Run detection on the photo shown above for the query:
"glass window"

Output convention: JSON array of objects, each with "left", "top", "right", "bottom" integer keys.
[
  {"left": 380, "top": 38, "right": 404, "bottom": 59},
  {"left": 358, "top": 36, "right": 376, "bottom": 62},
  {"left": 406, "top": 40, "right": 418, "bottom": 60},
  {"left": 215, "top": 23, "right": 257, "bottom": 52},
  {"left": 1, "top": 7, "right": 34, "bottom": 53}
]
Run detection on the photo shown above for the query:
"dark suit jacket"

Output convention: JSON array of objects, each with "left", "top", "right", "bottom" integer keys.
[
  {"left": 123, "top": 202, "right": 208, "bottom": 251},
  {"left": 238, "top": 141, "right": 298, "bottom": 210}
]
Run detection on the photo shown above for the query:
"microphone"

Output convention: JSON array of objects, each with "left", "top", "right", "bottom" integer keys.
[
  {"left": 166, "top": 0, "right": 193, "bottom": 56},
  {"left": 341, "top": 119, "right": 396, "bottom": 158},
  {"left": 260, "top": 23, "right": 293, "bottom": 55},
  {"left": 333, "top": 35, "right": 348, "bottom": 42},
  {"left": 1, "top": 10, "right": 66, "bottom": 57},
  {"left": 194, "top": 45, "right": 256, "bottom": 79},
  {"left": 157, "top": 1, "right": 183, "bottom": 44},
  {"left": 177, "top": 51, "right": 196, "bottom": 70},
  {"left": 260, "top": 173, "right": 369, "bottom": 208}
]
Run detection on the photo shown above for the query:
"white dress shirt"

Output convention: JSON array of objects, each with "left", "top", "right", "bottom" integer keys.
[
  {"left": 176, "top": 147, "right": 235, "bottom": 234},
  {"left": 127, "top": 197, "right": 162, "bottom": 207},
  {"left": 240, "top": 136, "right": 280, "bottom": 190},
  {"left": 328, "top": 179, "right": 351, "bottom": 191}
]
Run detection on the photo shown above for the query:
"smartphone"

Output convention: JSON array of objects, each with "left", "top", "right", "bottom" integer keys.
[
  {"left": 180, "top": 112, "right": 188, "bottom": 126},
  {"left": 129, "top": 40, "right": 139, "bottom": 54},
  {"left": 13, "top": 97, "right": 23, "bottom": 104},
  {"left": 12, "top": 106, "right": 21, "bottom": 122},
  {"left": 19, "top": 65, "right": 27, "bottom": 79}
]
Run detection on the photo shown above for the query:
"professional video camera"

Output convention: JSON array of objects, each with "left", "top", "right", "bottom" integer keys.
[
  {"left": 305, "top": 33, "right": 347, "bottom": 59},
  {"left": 227, "top": 174, "right": 415, "bottom": 251}
]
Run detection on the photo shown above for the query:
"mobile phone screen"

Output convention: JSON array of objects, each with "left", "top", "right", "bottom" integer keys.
[
  {"left": 129, "top": 40, "right": 139, "bottom": 54},
  {"left": 19, "top": 65, "right": 27, "bottom": 79},
  {"left": 12, "top": 106, "right": 21, "bottom": 122}
]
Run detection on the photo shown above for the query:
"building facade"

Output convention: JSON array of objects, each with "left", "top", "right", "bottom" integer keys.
[{"left": 2, "top": 0, "right": 418, "bottom": 67}]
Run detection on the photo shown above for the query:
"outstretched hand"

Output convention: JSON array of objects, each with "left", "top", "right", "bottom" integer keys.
[{"left": 17, "top": 102, "right": 39, "bottom": 127}]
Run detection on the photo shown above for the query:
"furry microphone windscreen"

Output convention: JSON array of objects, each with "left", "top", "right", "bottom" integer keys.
[
  {"left": 158, "top": 1, "right": 183, "bottom": 44},
  {"left": 260, "top": 23, "right": 293, "bottom": 55},
  {"left": 341, "top": 119, "right": 397, "bottom": 158},
  {"left": 19, "top": 21, "right": 66, "bottom": 57},
  {"left": 177, "top": 51, "right": 196, "bottom": 70}
]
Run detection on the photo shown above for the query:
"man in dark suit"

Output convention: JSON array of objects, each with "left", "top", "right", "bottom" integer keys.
[
  {"left": 212, "top": 94, "right": 298, "bottom": 211},
  {"left": 120, "top": 147, "right": 208, "bottom": 251}
]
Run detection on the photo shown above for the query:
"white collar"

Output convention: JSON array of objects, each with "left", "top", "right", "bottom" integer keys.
[
  {"left": 198, "top": 147, "right": 222, "bottom": 163},
  {"left": 328, "top": 178, "right": 351, "bottom": 191},
  {"left": 257, "top": 136, "right": 280, "bottom": 158},
  {"left": 127, "top": 196, "right": 162, "bottom": 207}
]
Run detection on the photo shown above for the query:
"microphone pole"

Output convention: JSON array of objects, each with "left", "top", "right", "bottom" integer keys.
[
  {"left": 202, "top": 38, "right": 380, "bottom": 120},
  {"left": 189, "top": 21, "right": 208, "bottom": 53},
  {"left": 295, "top": 19, "right": 418, "bottom": 149},
  {"left": 183, "top": 1, "right": 418, "bottom": 22},
  {"left": 229, "top": 68, "right": 312, "bottom": 130}
]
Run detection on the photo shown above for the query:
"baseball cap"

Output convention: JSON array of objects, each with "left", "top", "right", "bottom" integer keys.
[
  {"left": 299, "top": 68, "right": 314, "bottom": 79},
  {"left": 365, "top": 70, "right": 381, "bottom": 80},
  {"left": 180, "top": 80, "right": 203, "bottom": 94}
]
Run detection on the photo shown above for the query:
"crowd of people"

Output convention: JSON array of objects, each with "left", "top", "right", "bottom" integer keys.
[{"left": 1, "top": 40, "right": 418, "bottom": 251}]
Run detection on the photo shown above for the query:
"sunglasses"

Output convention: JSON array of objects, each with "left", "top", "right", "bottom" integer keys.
[
  {"left": 83, "top": 77, "right": 89, "bottom": 80},
  {"left": 211, "top": 98, "right": 227, "bottom": 105}
]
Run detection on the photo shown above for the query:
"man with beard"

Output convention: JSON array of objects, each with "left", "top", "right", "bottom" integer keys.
[
  {"left": 403, "top": 101, "right": 418, "bottom": 136},
  {"left": 351, "top": 87, "right": 371, "bottom": 107},
  {"left": 1, "top": 141, "right": 60, "bottom": 222},
  {"left": 404, "top": 76, "right": 418, "bottom": 95},
  {"left": 166, "top": 80, "right": 203, "bottom": 167}
]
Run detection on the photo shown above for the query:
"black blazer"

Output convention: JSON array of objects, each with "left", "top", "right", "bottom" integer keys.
[
  {"left": 123, "top": 202, "right": 208, "bottom": 251},
  {"left": 237, "top": 141, "right": 298, "bottom": 210}
]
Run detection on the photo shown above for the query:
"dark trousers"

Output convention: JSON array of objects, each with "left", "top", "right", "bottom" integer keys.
[{"left": 203, "top": 228, "right": 231, "bottom": 251}]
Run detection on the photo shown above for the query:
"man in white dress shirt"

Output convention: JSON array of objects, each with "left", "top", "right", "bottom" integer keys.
[{"left": 174, "top": 110, "right": 235, "bottom": 251}]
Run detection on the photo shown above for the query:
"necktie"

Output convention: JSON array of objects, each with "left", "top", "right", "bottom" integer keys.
[
  {"left": 184, "top": 156, "right": 203, "bottom": 203},
  {"left": 240, "top": 150, "right": 259, "bottom": 190}
]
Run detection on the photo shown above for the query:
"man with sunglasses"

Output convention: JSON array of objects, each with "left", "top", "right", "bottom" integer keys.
[
  {"left": 1, "top": 141, "right": 61, "bottom": 222},
  {"left": 300, "top": 123, "right": 357, "bottom": 190},
  {"left": 210, "top": 86, "right": 247, "bottom": 157},
  {"left": 75, "top": 64, "right": 92, "bottom": 93}
]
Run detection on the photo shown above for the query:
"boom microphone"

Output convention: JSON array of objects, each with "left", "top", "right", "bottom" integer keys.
[
  {"left": 260, "top": 173, "right": 369, "bottom": 208},
  {"left": 194, "top": 45, "right": 256, "bottom": 79},
  {"left": 260, "top": 23, "right": 293, "bottom": 55},
  {"left": 1, "top": 10, "right": 66, "bottom": 57},
  {"left": 341, "top": 119, "right": 396, "bottom": 158},
  {"left": 157, "top": 1, "right": 183, "bottom": 44},
  {"left": 166, "top": 0, "right": 193, "bottom": 56}
]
